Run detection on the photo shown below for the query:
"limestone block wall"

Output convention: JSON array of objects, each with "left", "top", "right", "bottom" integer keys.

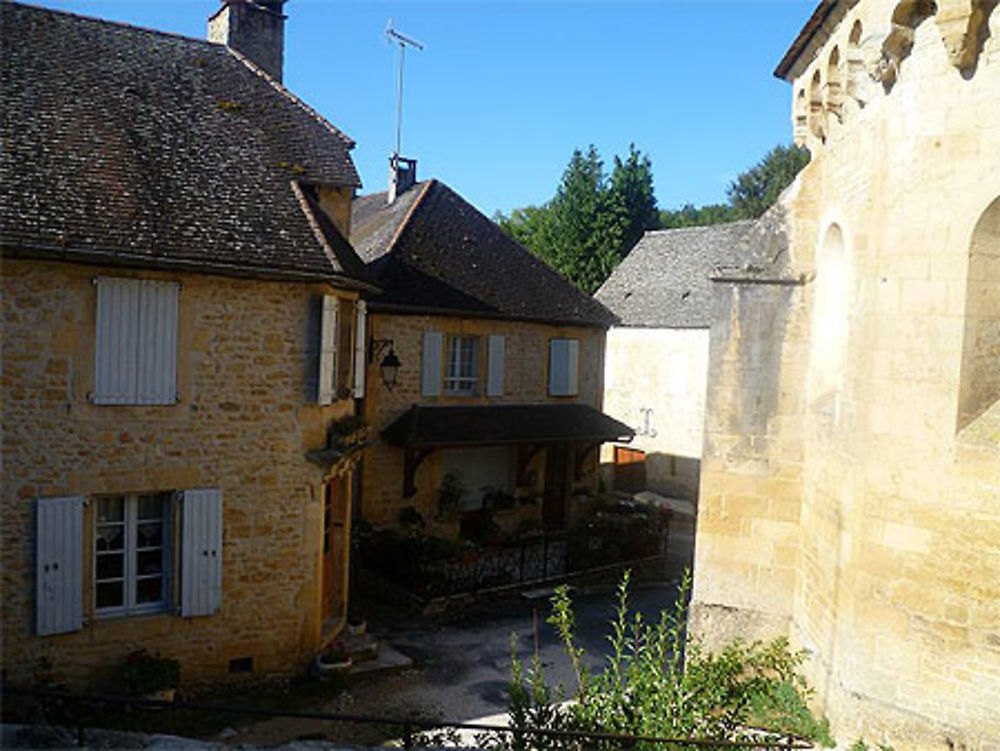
[
  {"left": 601, "top": 326, "right": 709, "bottom": 499},
  {"left": 360, "top": 312, "right": 606, "bottom": 530},
  {"left": 1, "top": 259, "right": 357, "bottom": 688},
  {"left": 693, "top": 0, "right": 1000, "bottom": 746}
]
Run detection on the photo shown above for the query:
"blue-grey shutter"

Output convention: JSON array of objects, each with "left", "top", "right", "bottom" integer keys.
[
  {"left": 318, "top": 295, "right": 339, "bottom": 405},
  {"left": 549, "top": 339, "right": 580, "bottom": 396},
  {"left": 353, "top": 301, "right": 367, "bottom": 398},
  {"left": 181, "top": 488, "right": 223, "bottom": 617},
  {"left": 93, "top": 277, "right": 178, "bottom": 405},
  {"left": 421, "top": 331, "right": 443, "bottom": 397},
  {"left": 36, "top": 496, "right": 84, "bottom": 636},
  {"left": 487, "top": 335, "right": 505, "bottom": 397}
]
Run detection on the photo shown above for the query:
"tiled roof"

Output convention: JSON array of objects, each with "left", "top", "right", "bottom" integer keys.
[
  {"left": 595, "top": 220, "right": 777, "bottom": 328},
  {"left": 382, "top": 403, "right": 635, "bottom": 447},
  {"left": 0, "top": 2, "right": 368, "bottom": 283},
  {"left": 350, "top": 180, "right": 617, "bottom": 328}
]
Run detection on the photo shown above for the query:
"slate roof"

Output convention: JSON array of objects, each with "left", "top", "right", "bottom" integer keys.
[
  {"left": 0, "top": 2, "right": 370, "bottom": 285},
  {"left": 382, "top": 403, "right": 635, "bottom": 447},
  {"left": 594, "top": 220, "right": 764, "bottom": 328},
  {"left": 351, "top": 181, "right": 617, "bottom": 328}
]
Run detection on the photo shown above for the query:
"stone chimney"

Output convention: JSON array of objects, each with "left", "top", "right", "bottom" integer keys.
[
  {"left": 387, "top": 154, "right": 418, "bottom": 205},
  {"left": 208, "top": 0, "right": 287, "bottom": 82}
]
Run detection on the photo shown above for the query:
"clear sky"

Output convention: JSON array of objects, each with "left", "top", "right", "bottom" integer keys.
[{"left": 29, "top": 0, "right": 815, "bottom": 217}]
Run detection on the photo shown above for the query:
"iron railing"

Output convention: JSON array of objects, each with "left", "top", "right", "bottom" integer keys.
[{"left": 2, "top": 687, "right": 812, "bottom": 750}]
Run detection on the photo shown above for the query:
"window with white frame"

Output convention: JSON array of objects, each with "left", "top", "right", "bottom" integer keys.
[
  {"left": 94, "top": 493, "right": 170, "bottom": 616},
  {"left": 35, "top": 489, "right": 223, "bottom": 635},
  {"left": 444, "top": 335, "right": 479, "bottom": 395},
  {"left": 92, "top": 277, "right": 180, "bottom": 405}
]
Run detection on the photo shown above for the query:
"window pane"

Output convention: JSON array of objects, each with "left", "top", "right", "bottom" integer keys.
[
  {"left": 96, "top": 552, "right": 124, "bottom": 580},
  {"left": 97, "top": 497, "right": 124, "bottom": 523},
  {"left": 137, "top": 549, "right": 163, "bottom": 576},
  {"left": 136, "top": 576, "right": 163, "bottom": 604},
  {"left": 96, "top": 524, "right": 124, "bottom": 551},
  {"left": 137, "top": 522, "right": 162, "bottom": 548},
  {"left": 96, "top": 581, "right": 124, "bottom": 609},
  {"left": 137, "top": 494, "right": 164, "bottom": 521}
]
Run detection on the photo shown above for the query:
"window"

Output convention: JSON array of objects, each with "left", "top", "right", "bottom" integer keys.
[
  {"left": 444, "top": 335, "right": 479, "bottom": 395},
  {"left": 92, "top": 277, "right": 179, "bottom": 405},
  {"left": 94, "top": 493, "right": 170, "bottom": 617},
  {"left": 548, "top": 338, "right": 580, "bottom": 397},
  {"left": 319, "top": 295, "right": 361, "bottom": 404},
  {"left": 36, "top": 489, "right": 222, "bottom": 635}
]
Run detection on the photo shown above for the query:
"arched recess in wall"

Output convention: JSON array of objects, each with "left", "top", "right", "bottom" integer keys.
[
  {"left": 807, "top": 224, "right": 851, "bottom": 415},
  {"left": 877, "top": 0, "right": 937, "bottom": 89},
  {"left": 825, "top": 46, "right": 843, "bottom": 121},
  {"left": 808, "top": 70, "right": 826, "bottom": 142},
  {"left": 795, "top": 88, "right": 808, "bottom": 145},
  {"left": 957, "top": 196, "right": 1000, "bottom": 431}
]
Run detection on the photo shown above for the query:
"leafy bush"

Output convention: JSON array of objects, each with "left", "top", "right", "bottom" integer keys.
[
  {"left": 483, "top": 570, "right": 832, "bottom": 750},
  {"left": 122, "top": 650, "right": 180, "bottom": 696}
]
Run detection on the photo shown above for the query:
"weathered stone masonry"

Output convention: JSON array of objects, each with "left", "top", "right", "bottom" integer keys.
[{"left": 1, "top": 259, "right": 356, "bottom": 687}]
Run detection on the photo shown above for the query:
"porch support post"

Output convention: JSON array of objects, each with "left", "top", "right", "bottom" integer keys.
[
  {"left": 403, "top": 446, "right": 434, "bottom": 498},
  {"left": 573, "top": 441, "right": 602, "bottom": 481}
]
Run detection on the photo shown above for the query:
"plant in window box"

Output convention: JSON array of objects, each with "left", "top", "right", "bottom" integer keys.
[
  {"left": 330, "top": 415, "right": 367, "bottom": 448},
  {"left": 122, "top": 649, "right": 180, "bottom": 702}
]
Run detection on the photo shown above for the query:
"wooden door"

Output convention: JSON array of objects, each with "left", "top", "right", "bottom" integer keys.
[
  {"left": 614, "top": 446, "right": 646, "bottom": 493},
  {"left": 542, "top": 444, "right": 569, "bottom": 532},
  {"left": 322, "top": 477, "right": 348, "bottom": 622}
]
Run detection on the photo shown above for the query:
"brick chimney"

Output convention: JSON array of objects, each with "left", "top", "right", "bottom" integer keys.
[{"left": 208, "top": 0, "right": 287, "bottom": 82}]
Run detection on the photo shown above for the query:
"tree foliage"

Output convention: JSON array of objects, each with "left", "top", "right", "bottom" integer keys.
[
  {"left": 496, "top": 144, "right": 657, "bottom": 294},
  {"left": 497, "top": 142, "right": 808, "bottom": 292}
]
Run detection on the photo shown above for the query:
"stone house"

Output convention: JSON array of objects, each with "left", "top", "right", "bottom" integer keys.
[
  {"left": 1, "top": 1, "right": 374, "bottom": 687},
  {"left": 349, "top": 174, "right": 632, "bottom": 538},
  {"left": 690, "top": 0, "right": 1000, "bottom": 746},
  {"left": 595, "top": 221, "right": 758, "bottom": 501}
]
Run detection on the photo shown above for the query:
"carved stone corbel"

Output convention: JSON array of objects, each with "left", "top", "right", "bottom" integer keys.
[{"left": 936, "top": 0, "right": 997, "bottom": 71}]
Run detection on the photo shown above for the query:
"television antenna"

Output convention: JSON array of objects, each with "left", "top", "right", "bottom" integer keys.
[{"left": 385, "top": 20, "right": 424, "bottom": 158}]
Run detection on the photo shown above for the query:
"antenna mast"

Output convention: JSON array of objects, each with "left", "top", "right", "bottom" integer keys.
[{"left": 386, "top": 20, "right": 424, "bottom": 158}]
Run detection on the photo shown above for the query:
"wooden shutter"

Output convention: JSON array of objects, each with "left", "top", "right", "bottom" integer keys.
[
  {"left": 36, "top": 496, "right": 84, "bottom": 636},
  {"left": 487, "top": 335, "right": 505, "bottom": 397},
  {"left": 180, "top": 488, "right": 223, "bottom": 617},
  {"left": 318, "top": 295, "right": 339, "bottom": 405},
  {"left": 353, "top": 300, "right": 367, "bottom": 398},
  {"left": 421, "top": 331, "right": 443, "bottom": 397},
  {"left": 93, "top": 277, "right": 178, "bottom": 405},
  {"left": 549, "top": 339, "right": 580, "bottom": 396}
]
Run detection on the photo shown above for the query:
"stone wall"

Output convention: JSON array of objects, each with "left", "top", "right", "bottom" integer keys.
[
  {"left": 692, "top": 0, "right": 1000, "bottom": 746},
  {"left": 1, "top": 258, "right": 357, "bottom": 688},
  {"left": 359, "top": 312, "right": 606, "bottom": 531},
  {"left": 601, "top": 326, "right": 709, "bottom": 500}
]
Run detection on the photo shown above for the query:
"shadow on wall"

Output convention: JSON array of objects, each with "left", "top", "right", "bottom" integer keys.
[{"left": 600, "top": 451, "right": 701, "bottom": 502}]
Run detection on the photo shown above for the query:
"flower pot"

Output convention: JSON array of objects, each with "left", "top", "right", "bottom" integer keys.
[
  {"left": 315, "top": 652, "right": 352, "bottom": 678},
  {"left": 347, "top": 619, "right": 367, "bottom": 637}
]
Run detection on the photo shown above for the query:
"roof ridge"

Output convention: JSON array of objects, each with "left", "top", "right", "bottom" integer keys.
[
  {"left": 7, "top": 1, "right": 223, "bottom": 48},
  {"left": 384, "top": 179, "right": 436, "bottom": 255},
  {"left": 223, "top": 46, "right": 357, "bottom": 153},
  {"left": 643, "top": 219, "right": 757, "bottom": 236}
]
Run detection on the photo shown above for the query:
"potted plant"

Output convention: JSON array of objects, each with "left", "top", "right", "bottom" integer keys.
[
  {"left": 315, "top": 642, "right": 352, "bottom": 677},
  {"left": 122, "top": 649, "right": 180, "bottom": 702}
]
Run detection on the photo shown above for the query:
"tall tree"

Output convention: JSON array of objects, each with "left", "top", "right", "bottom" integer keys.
[
  {"left": 727, "top": 144, "right": 810, "bottom": 219},
  {"left": 609, "top": 144, "right": 659, "bottom": 256}
]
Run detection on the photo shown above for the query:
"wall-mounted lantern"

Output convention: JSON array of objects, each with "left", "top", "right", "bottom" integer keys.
[{"left": 370, "top": 338, "right": 401, "bottom": 391}]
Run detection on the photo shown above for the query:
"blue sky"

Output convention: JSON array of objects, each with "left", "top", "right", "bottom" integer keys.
[{"left": 30, "top": 1, "right": 814, "bottom": 216}]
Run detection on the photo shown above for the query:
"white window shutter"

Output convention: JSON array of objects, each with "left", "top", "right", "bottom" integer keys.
[
  {"left": 93, "top": 278, "right": 178, "bottom": 405},
  {"left": 487, "top": 335, "right": 505, "bottom": 397},
  {"left": 36, "top": 496, "right": 84, "bottom": 636},
  {"left": 421, "top": 331, "right": 443, "bottom": 397},
  {"left": 181, "top": 488, "right": 223, "bottom": 618},
  {"left": 353, "top": 301, "right": 367, "bottom": 398},
  {"left": 318, "top": 295, "right": 339, "bottom": 405},
  {"left": 549, "top": 339, "right": 579, "bottom": 396}
]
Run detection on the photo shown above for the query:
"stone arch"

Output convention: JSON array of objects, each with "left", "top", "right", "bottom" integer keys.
[
  {"left": 957, "top": 196, "right": 1000, "bottom": 431},
  {"left": 808, "top": 223, "right": 851, "bottom": 410},
  {"left": 808, "top": 69, "right": 826, "bottom": 142},
  {"left": 794, "top": 88, "right": 808, "bottom": 145},
  {"left": 846, "top": 19, "right": 875, "bottom": 106},
  {"left": 875, "top": 0, "right": 937, "bottom": 89},
  {"left": 825, "top": 46, "right": 844, "bottom": 120}
]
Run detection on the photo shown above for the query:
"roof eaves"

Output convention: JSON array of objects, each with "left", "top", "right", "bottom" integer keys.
[
  {"left": 223, "top": 46, "right": 361, "bottom": 164},
  {"left": 774, "top": 0, "right": 856, "bottom": 80}
]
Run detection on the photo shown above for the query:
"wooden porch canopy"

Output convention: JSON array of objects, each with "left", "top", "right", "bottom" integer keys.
[{"left": 382, "top": 403, "right": 635, "bottom": 497}]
